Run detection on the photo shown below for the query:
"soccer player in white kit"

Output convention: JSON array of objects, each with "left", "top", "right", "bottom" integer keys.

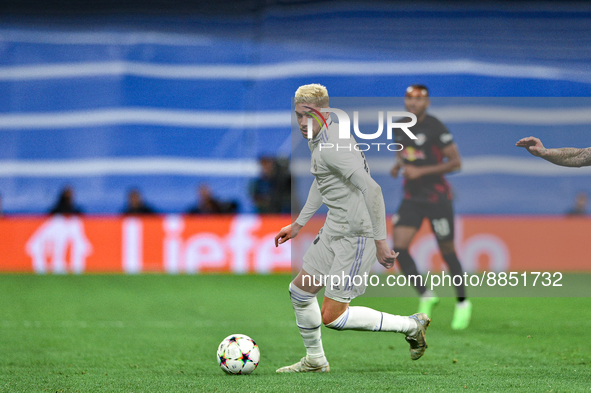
[{"left": 274, "top": 84, "right": 430, "bottom": 373}]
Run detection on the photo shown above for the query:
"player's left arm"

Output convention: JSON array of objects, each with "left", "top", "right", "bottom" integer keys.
[
  {"left": 403, "top": 143, "right": 461, "bottom": 180},
  {"left": 275, "top": 179, "right": 323, "bottom": 247},
  {"left": 348, "top": 169, "right": 398, "bottom": 269}
]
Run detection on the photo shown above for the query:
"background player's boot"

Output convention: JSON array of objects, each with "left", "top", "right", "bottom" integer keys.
[
  {"left": 451, "top": 300, "right": 472, "bottom": 330},
  {"left": 406, "top": 313, "right": 430, "bottom": 360},
  {"left": 418, "top": 294, "right": 439, "bottom": 316},
  {"left": 276, "top": 356, "right": 330, "bottom": 373}
]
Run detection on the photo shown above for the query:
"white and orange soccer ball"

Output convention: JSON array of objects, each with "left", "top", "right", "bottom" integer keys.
[{"left": 216, "top": 334, "right": 260, "bottom": 375}]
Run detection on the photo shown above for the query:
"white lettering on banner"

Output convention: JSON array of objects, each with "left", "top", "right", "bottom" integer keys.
[
  {"left": 26, "top": 215, "right": 92, "bottom": 274},
  {"left": 454, "top": 219, "right": 510, "bottom": 272},
  {"left": 226, "top": 215, "right": 261, "bottom": 274},
  {"left": 461, "top": 234, "right": 510, "bottom": 272},
  {"left": 122, "top": 217, "right": 143, "bottom": 274},
  {"left": 184, "top": 234, "right": 226, "bottom": 273},
  {"left": 381, "top": 217, "right": 510, "bottom": 273},
  {"left": 161, "top": 215, "right": 291, "bottom": 274},
  {"left": 163, "top": 215, "right": 184, "bottom": 274},
  {"left": 255, "top": 233, "right": 292, "bottom": 273}
]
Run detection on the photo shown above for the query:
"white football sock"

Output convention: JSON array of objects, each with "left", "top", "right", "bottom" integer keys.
[
  {"left": 326, "top": 306, "right": 417, "bottom": 335},
  {"left": 289, "top": 284, "right": 326, "bottom": 363}
]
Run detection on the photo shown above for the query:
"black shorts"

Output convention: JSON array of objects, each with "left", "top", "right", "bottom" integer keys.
[{"left": 394, "top": 199, "right": 455, "bottom": 243}]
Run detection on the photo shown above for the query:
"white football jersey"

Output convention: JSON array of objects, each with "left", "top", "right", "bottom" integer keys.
[{"left": 308, "top": 117, "right": 373, "bottom": 238}]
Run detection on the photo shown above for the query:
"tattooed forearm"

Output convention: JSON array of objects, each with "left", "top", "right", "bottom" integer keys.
[{"left": 543, "top": 147, "right": 591, "bottom": 167}]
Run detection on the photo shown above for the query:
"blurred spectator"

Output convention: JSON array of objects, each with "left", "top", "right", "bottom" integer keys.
[
  {"left": 123, "top": 189, "right": 156, "bottom": 215},
  {"left": 186, "top": 184, "right": 238, "bottom": 214},
  {"left": 249, "top": 156, "right": 292, "bottom": 214},
  {"left": 250, "top": 156, "right": 274, "bottom": 213},
  {"left": 566, "top": 192, "right": 588, "bottom": 216},
  {"left": 276, "top": 157, "right": 297, "bottom": 213},
  {"left": 49, "top": 186, "right": 83, "bottom": 215}
]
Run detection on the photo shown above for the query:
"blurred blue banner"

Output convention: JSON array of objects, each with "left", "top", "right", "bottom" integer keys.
[{"left": 1, "top": 4, "right": 591, "bottom": 214}]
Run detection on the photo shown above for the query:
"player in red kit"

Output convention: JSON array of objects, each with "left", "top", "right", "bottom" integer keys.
[{"left": 390, "top": 85, "right": 471, "bottom": 330}]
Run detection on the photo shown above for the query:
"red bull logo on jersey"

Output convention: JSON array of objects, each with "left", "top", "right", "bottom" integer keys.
[{"left": 401, "top": 146, "right": 426, "bottom": 162}]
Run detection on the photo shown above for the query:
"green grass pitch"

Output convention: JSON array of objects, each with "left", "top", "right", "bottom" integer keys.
[{"left": 0, "top": 274, "right": 590, "bottom": 392}]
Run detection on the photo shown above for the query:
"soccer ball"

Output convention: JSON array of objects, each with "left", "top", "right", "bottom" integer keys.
[{"left": 217, "top": 334, "right": 260, "bottom": 375}]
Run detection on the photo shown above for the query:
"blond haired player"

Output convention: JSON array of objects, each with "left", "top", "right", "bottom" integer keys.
[{"left": 274, "top": 84, "right": 430, "bottom": 373}]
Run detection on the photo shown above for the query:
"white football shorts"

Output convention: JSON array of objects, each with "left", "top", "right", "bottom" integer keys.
[{"left": 302, "top": 227, "right": 377, "bottom": 303}]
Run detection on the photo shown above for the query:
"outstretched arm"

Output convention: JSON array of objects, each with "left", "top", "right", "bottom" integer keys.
[
  {"left": 516, "top": 136, "right": 591, "bottom": 167},
  {"left": 275, "top": 179, "right": 323, "bottom": 247},
  {"left": 349, "top": 169, "right": 398, "bottom": 269}
]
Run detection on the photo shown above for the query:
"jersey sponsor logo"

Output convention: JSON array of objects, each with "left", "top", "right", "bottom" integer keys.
[
  {"left": 440, "top": 132, "right": 453, "bottom": 144},
  {"left": 415, "top": 133, "right": 427, "bottom": 146},
  {"left": 401, "top": 146, "right": 426, "bottom": 162}
]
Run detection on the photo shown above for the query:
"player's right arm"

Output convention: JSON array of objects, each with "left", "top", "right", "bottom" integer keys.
[
  {"left": 390, "top": 153, "right": 404, "bottom": 178},
  {"left": 516, "top": 136, "right": 591, "bottom": 167},
  {"left": 275, "top": 179, "right": 323, "bottom": 247},
  {"left": 348, "top": 168, "right": 398, "bottom": 269},
  {"left": 402, "top": 143, "right": 461, "bottom": 180}
]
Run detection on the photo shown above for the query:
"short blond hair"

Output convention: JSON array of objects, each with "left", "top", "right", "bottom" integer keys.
[{"left": 294, "top": 83, "right": 329, "bottom": 107}]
